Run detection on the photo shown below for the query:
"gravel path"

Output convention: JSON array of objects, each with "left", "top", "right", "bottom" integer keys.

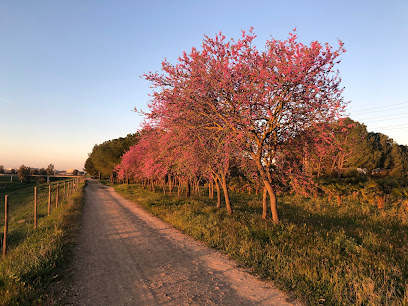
[{"left": 70, "top": 180, "right": 299, "bottom": 305}]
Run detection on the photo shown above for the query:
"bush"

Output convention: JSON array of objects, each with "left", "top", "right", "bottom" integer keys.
[{"left": 37, "top": 177, "right": 47, "bottom": 184}]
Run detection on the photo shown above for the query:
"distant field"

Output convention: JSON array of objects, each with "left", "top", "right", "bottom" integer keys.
[{"left": 108, "top": 181, "right": 408, "bottom": 305}]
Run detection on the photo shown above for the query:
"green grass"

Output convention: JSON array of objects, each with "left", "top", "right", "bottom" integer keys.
[
  {"left": 0, "top": 178, "right": 85, "bottom": 305},
  {"left": 109, "top": 182, "right": 408, "bottom": 305},
  {"left": 0, "top": 177, "right": 76, "bottom": 252}
]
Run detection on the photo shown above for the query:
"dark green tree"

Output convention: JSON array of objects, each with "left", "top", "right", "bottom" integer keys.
[
  {"left": 85, "top": 133, "right": 140, "bottom": 181},
  {"left": 84, "top": 156, "right": 97, "bottom": 177},
  {"left": 17, "top": 165, "right": 31, "bottom": 183},
  {"left": 365, "top": 132, "right": 408, "bottom": 176},
  {"left": 30, "top": 168, "right": 39, "bottom": 175},
  {"left": 39, "top": 168, "right": 47, "bottom": 175},
  {"left": 308, "top": 118, "right": 408, "bottom": 177},
  {"left": 46, "top": 164, "right": 55, "bottom": 175}
]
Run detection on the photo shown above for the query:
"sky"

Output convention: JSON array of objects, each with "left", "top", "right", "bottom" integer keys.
[{"left": 0, "top": 0, "right": 407, "bottom": 170}]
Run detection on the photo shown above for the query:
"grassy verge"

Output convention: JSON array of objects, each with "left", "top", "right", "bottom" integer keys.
[
  {"left": 0, "top": 179, "right": 75, "bottom": 253},
  {"left": 109, "top": 182, "right": 408, "bottom": 305},
  {"left": 0, "top": 180, "right": 86, "bottom": 304}
]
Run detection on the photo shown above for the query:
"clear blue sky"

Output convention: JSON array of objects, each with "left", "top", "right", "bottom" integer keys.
[{"left": 1, "top": 0, "right": 407, "bottom": 170}]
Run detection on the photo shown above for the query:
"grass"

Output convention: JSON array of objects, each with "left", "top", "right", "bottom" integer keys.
[
  {"left": 108, "top": 182, "right": 408, "bottom": 305},
  {"left": 0, "top": 176, "right": 86, "bottom": 305},
  {"left": 0, "top": 176, "right": 76, "bottom": 252}
]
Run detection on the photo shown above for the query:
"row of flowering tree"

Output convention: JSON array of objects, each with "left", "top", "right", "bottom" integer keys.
[{"left": 115, "top": 29, "right": 346, "bottom": 224}]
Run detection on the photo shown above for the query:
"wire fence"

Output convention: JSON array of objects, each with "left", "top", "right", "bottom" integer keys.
[{"left": 1, "top": 177, "right": 85, "bottom": 258}]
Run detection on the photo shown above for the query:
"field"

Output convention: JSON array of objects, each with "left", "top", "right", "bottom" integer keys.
[
  {"left": 0, "top": 175, "right": 85, "bottom": 304},
  {"left": 108, "top": 181, "right": 408, "bottom": 305},
  {"left": 0, "top": 175, "right": 75, "bottom": 252}
]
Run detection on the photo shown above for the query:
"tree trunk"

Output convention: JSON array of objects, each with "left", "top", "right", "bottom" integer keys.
[
  {"left": 338, "top": 152, "right": 345, "bottom": 178},
  {"left": 161, "top": 180, "right": 166, "bottom": 195},
  {"left": 337, "top": 194, "right": 341, "bottom": 207},
  {"left": 191, "top": 178, "right": 197, "bottom": 196},
  {"left": 186, "top": 179, "right": 191, "bottom": 197},
  {"left": 330, "top": 153, "right": 339, "bottom": 176},
  {"left": 253, "top": 156, "right": 279, "bottom": 223},
  {"left": 317, "top": 156, "right": 322, "bottom": 178},
  {"left": 191, "top": 178, "right": 195, "bottom": 196},
  {"left": 263, "top": 180, "right": 279, "bottom": 224},
  {"left": 220, "top": 172, "right": 232, "bottom": 214},
  {"left": 262, "top": 187, "right": 267, "bottom": 219},
  {"left": 196, "top": 180, "right": 200, "bottom": 196},
  {"left": 168, "top": 174, "right": 172, "bottom": 194},
  {"left": 214, "top": 178, "right": 221, "bottom": 208}
]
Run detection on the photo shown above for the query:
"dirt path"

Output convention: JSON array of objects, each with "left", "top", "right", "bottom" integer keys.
[{"left": 69, "top": 180, "right": 299, "bottom": 305}]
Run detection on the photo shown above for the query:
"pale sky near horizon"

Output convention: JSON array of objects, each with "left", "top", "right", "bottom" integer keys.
[{"left": 1, "top": 0, "right": 407, "bottom": 170}]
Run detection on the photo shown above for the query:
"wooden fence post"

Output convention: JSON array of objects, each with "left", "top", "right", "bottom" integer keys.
[
  {"left": 56, "top": 184, "right": 59, "bottom": 208},
  {"left": 48, "top": 184, "right": 51, "bottom": 216},
  {"left": 3, "top": 195, "right": 8, "bottom": 257},
  {"left": 64, "top": 182, "right": 66, "bottom": 202},
  {"left": 34, "top": 187, "right": 37, "bottom": 229}
]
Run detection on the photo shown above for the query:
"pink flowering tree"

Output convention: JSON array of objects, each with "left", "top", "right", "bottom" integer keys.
[
  {"left": 144, "top": 29, "right": 346, "bottom": 223},
  {"left": 145, "top": 73, "right": 238, "bottom": 213}
]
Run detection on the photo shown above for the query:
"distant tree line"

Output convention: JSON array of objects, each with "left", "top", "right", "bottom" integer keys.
[
  {"left": 15, "top": 164, "right": 55, "bottom": 183},
  {"left": 84, "top": 133, "right": 140, "bottom": 181},
  {"left": 305, "top": 117, "right": 408, "bottom": 178},
  {"left": 0, "top": 165, "right": 14, "bottom": 174},
  {"left": 0, "top": 164, "right": 56, "bottom": 183}
]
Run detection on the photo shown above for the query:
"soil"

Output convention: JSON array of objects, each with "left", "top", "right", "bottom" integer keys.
[{"left": 68, "top": 180, "right": 300, "bottom": 305}]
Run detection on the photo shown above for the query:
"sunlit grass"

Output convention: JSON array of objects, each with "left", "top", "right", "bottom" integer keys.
[
  {"left": 110, "top": 182, "right": 408, "bottom": 305},
  {"left": 0, "top": 178, "right": 85, "bottom": 304}
]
